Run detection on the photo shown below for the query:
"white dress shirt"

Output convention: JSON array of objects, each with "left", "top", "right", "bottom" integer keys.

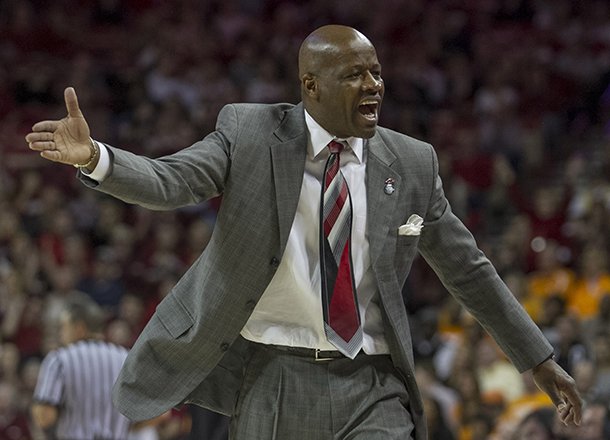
[
  {"left": 87, "top": 110, "right": 389, "bottom": 356},
  {"left": 241, "top": 111, "right": 389, "bottom": 355}
]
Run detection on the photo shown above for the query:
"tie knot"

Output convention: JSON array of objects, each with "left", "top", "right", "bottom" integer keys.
[{"left": 328, "top": 140, "right": 344, "bottom": 154}]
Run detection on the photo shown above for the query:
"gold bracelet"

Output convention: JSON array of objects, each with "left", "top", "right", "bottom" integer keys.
[{"left": 73, "top": 138, "right": 100, "bottom": 169}]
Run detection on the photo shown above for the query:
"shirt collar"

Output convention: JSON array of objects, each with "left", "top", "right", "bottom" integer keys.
[{"left": 304, "top": 110, "right": 364, "bottom": 163}]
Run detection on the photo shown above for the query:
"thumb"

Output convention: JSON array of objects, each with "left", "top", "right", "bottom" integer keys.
[{"left": 64, "top": 87, "right": 83, "bottom": 118}]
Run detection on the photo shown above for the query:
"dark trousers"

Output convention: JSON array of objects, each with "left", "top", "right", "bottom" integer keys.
[{"left": 189, "top": 405, "right": 229, "bottom": 440}]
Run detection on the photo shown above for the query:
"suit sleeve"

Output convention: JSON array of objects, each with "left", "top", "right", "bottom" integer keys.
[
  {"left": 77, "top": 104, "right": 239, "bottom": 210},
  {"left": 417, "top": 147, "right": 553, "bottom": 372}
]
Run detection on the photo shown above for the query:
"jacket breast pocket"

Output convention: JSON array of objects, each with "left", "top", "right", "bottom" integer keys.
[
  {"left": 396, "top": 234, "right": 420, "bottom": 249},
  {"left": 395, "top": 234, "right": 420, "bottom": 262},
  {"left": 156, "top": 293, "right": 195, "bottom": 339}
]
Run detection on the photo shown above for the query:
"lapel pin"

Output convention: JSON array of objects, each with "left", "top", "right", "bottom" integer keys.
[{"left": 384, "top": 177, "right": 395, "bottom": 195}]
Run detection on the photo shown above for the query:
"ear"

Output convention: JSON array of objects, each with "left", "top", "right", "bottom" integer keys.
[{"left": 302, "top": 73, "right": 319, "bottom": 99}]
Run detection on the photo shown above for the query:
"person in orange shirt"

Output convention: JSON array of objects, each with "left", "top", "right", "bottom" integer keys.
[
  {"left": 567, "top": 246, "right": 610, "bottom": 320},
  {"left": 527, "top": 241, "right": 574, "bottom": 305},
  {"left": 514, "top": 407, "right": 557, "bottom": 440},
  {"left": 491, "top": 371, "right": 553, "bottom": 438}
]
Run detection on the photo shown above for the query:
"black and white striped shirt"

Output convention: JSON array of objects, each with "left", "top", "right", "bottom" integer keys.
[{"left": 33, "top": 340, "right": 130, "bottom": 440}]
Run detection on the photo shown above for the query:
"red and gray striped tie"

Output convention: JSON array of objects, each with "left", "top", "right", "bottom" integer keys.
[{"left": 320, "top": 140, "right": 362, "bottom": 358}]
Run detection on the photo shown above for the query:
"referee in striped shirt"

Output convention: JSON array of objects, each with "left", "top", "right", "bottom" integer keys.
[{"left": 32, "top": 293, "right": 130, "bottom": 440}]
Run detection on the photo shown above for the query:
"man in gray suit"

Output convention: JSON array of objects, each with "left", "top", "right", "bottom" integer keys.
[{"left": 26, "top": 25, "right": 581, "bottom": 439}]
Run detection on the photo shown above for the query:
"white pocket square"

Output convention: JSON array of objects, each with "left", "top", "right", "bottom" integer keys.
[{"left": 398, "top": 214, "right": 424, "bottom": 236}]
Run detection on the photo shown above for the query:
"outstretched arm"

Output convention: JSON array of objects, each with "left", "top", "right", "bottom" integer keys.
[
  {"left": 25, "top": 87, "right": 99, "bottom": 171},
  {"left": 532, "top": 356, "right": 583, "bottom": 426},
  {"left": 26, "top": 86, "right": 235, "bottom": 210}
]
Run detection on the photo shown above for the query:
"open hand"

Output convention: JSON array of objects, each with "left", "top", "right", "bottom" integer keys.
[
  {"left": 532, "top": 356, "right": 583, "bottom": 426},
  {"left": 25, "top": 87, "right": 94, "bottom": 167}
]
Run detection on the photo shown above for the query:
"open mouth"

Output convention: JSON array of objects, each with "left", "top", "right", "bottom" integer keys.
[{"left": 358, "top": 100, "right": 379, "bottom": 122}]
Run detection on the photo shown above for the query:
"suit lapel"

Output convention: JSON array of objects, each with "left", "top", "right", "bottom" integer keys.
[
  {"left": 268, "top": 105, "right": 401, "bottom": 263},
  {"left": 270, "top": 103, "right": 308, "bottom": 251},
  {"left": 366, "top": 134, "right": 401, "bottom": 266}
]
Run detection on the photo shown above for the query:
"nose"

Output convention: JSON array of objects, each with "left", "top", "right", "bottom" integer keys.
[{"left": 362, "top": 71, "right": 382, "bottom": 92}]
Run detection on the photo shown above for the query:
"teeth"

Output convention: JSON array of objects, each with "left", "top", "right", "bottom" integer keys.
[{"left": 361, "top": 100, "right": 377, "bottom": 106}]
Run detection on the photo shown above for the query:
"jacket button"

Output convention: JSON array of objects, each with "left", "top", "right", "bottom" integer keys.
[
  {"left": 220, "top": 342, "right": 230, "bottom": 352},
  {"left": 245, "top": 300, "right": 256, "bottom": 310},
  {"left": 270, "top": 257, "right": 280, "bottom": 268}
]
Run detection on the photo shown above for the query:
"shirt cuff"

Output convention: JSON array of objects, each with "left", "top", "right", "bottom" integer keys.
[{"left": 82, "top": 140, "right": 111, "bottom": 181}]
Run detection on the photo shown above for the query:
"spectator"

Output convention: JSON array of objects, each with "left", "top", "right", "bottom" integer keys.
[
  {"left": 475, "top": 337, "right": 524, "bottom": 404},
  {"left": 415, "top": 364, "right": 459, "bottom": 434},
  {"left": 550, "top": 314, "right": 589, "bottom": 376},
  {"left": 571, "top": 359, "right": 599, "bottom": 402},
  {"left": 76, "top": 246, "right": 125, "bottom": 312},
  {"left": 527, "top": 240, "right": 574, "bottom": 309},
  {"left": 567, "top": 245, "right": 610, "bottom": 319},
  {"left": 0, "top": 380, "right": 32, "bottom": 440},
  {"left": 514, "top": 406, "right": 557, "bottom": 440},
  {"left": 493, "top": 371, "right": 553, "bottom": 439},
  {"left": 584, "top": 294, "right": 610, "bottom": 340},
  {"left": 423, "top": 394, "right": 456, "bottom": 440},
  {"left": 0, "top": 343, "right": 20, "bottom": 385},
  {"left": 578, "top": 397, "right": 610, "bottom": 440},
  {"left": 589, "top": 330, "right": 610, "bottom": 398}
]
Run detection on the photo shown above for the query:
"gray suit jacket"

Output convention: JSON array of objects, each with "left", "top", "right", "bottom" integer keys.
[{"left": 83, "top": 103, "right": 552, "bottom": 440}]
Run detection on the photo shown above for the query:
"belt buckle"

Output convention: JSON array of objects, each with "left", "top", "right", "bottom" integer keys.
[{"left": 314, "top": 349, "right": 335, "bottom": 362}]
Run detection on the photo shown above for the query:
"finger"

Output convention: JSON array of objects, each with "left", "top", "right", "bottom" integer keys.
[
  {"left": 557, "top": 402, "right": 570, "bottom": 424},
  {"left": 560, "top": 401, "right": 582, "bottom": 427},
  {"left": 40, "top": 150, "right": 62, "bottom": 162},
  {"left": 561, "top": 405, "right": 576, "bottom": 426},
  {"left": 32, "top": 120, "right": 60, "bottom": 132},
  {"left": 571, "top": 408, "right": 581, "bottom": 426},
  {"left": 561, "top": 397, "right": 581, "bottom": 425},
  {"left": 25, "top": 132, "right": 54, "bottom": 143},
  {"left": 29, "top": 141, "right": 56, "bottom": 152},
  {"left": 64, "top": 87, "right": 83, "bottom": 118},
  {"left": 560, "top": 386, "right": 583, "bottom": 425}
]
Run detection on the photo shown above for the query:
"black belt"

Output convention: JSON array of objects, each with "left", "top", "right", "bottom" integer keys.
[{"left": 265, "top": 344, "right": 345, "bottom": 361}]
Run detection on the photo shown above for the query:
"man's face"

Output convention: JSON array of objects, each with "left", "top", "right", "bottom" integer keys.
[
  {"left": 59, "top": 312, "right": 84, "bottom": 346},
  {"left": 311, "top": 41, "right": 384, "bottom": 139}
]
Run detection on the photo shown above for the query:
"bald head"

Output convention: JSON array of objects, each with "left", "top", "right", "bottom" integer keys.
[{"left": 298, "top": 25, "right": 373, "bottom": 78}]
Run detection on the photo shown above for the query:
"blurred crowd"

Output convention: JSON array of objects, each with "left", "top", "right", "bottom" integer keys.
[{"left": 0, "top": 0, "right": 609, "bottom": 439}]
